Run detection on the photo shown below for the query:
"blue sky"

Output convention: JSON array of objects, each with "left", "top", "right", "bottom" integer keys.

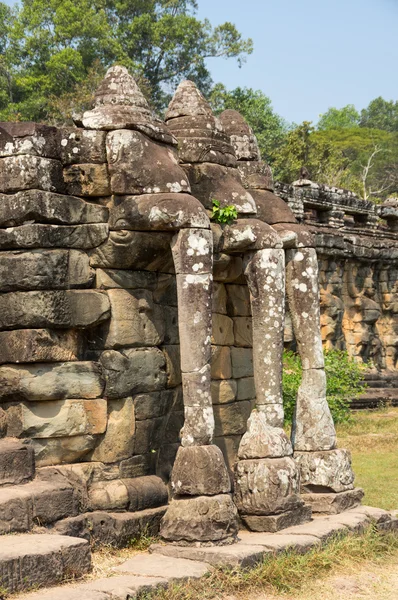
[{"left": 3, "top": 0, "right": 398, "bottom": 124}]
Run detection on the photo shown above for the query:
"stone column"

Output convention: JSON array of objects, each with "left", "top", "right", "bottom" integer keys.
[
  {"left": 160, "top": 227, "right": 239, "bottom": 546},
  {"left": 286, "top": 248, "right": 361, "bottom": 513},
  {"left": 233, "top": 248, "right": 311, "bottom": 532}
]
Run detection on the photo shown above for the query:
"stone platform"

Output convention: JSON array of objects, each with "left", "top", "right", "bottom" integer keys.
[{"left": 10, "top": 506, "right": 398, "bottom": 599}]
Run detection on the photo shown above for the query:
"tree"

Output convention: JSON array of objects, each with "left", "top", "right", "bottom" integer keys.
[
  {"left": 360, "top": 97, "right": 398, "bottom": 133},
  {"left": 209, "top": 84, "right": 288, "bottom": 164},
  {"left": 317, "top": 104, "right": 360, "bottom": 130},
  {"left": 0, "top": 0, "right": 253, "bottom": 121}
]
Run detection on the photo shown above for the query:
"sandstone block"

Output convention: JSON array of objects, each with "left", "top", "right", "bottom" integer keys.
[
  {"left": 160, "top": 494, "right": 238, "bottom": 544},
  {"left": 162, "top": 345, "right": 182, "bottom": 387},
  {"left": 101, "top": 348, "right": 167, "bottom": 399},
  {"left": 58, "top": 128, "right": 106, "bottom": 165},
  {"left": 0, "top": 223, "right": 108, "bottom": 250},
  {"left": 124, "top": 475, "right": 169, "bottom": 512},
  {"left": 63, "top": 163, "right": 110, "bottom": 196},
  {"left": 0, "top": 249, "right": 94, "bottom": 292},
  {"left": 212, "top": 282, "right": 227, "bottom": 314},
  {"left": 213, "top": 401, "right": 251, "bottom": 436},
  {"left": 0, "top": 439, "right": 35, "bottom": 486},
  {"left": 0, "top": 190, "right": 108, "bottom": 226},
  {"left": 95, "top": 268, "right": 157, "bottom": 290},
  {"left": 170, "top": 228, "right": 212, "bottom": 275},
  {"left": 114, "top": 553, "right": 210, "bottom": 580},
  {"left": 106, "top": 129, "right": 190, "bottom": 194},
  {"left": 237, "top": 377, "right": 256, "bottom": 400},
  {"left": 163, "top": 306, "right": 179, "bottom": 344},
  {"left": 102, "top": 288, "right": 165, "bottom": 349},
  {"left": 295, "top": 449, "right": 355, "bottom": 493},
  {"left": 88, "top": 479, "right": 129, "bottom": 511},
  {"left": 0, "top": 290, "right": 110, "bottom": 330},
  {"left": 233, "top": 317, "right": 253, "bottom": 347},
  {"left": 133, "top": 417, "right": 166, "bottom": 455},
  {"left": 0, "top": 329, "right": 81, "bottom": 364},
  {"left": 214, "top": 435, "right": 241, "bottom": 475},
  {"left": 6, "top": 399, "right": 107, "bottom": 439},
  {"left": 171, "top": 445, "right": 231, "bottom": 496},
  {"left": 133, "top": 389, "right": 180, "bottom": 421},
  {"left": 213, "top": 255, "right": 243, "bottom": 282},
  {"left": 0, "top": 155, "right": 64, "bottom": 193},
  {"left": 237, "top": 411, "right": 292, "bottom": 459},
  {"left": 0, "top": 122, "right": 59, "bottom": 158},
  {"left": 211, "top": 345, "right": 232, "bottom": 379},
  {"left": 301, "top": 488, "right": 364, "bottom": 514},
  {"left": 151, "top": 540, "right": 266, "bottom": 568},
  {"left": 211, "top": 379, "right": 237, "bottom": 404},
  {"left": 91, "top": 398, "right": 135, "bottom": 463},
  {"left": 32, "top": 435, "right": 97, "bottom": 467},
  {"left": 212, "top": 313, "right": 234, "bottom": 345},
  {"left": 226, "top": 284, "right": 251, "bottom": 316},
  {"left": 234, "top": 457, "right": 301, "bottom": 516},
  {"left": 153, "top": 273, "right": 178, "bottom": 305},
  {"left": 231, "top": 347, "right": 253, "bottom": 379},
  {"left": 242, "top": 504, "right": 312, "bottom": 533},
  {"left": 0, "top": 361, "right": 104, "bottom": 402}
]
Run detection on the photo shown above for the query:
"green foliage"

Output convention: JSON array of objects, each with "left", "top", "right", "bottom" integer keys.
[
  {"left": 209, "top": 84, "right": 288, "bottom": 164},
  {"left": 0, "top": 0, "right": 253, "bottom": 120},
  {"left": 282, "top": 349, "right": 366, "bottom": 425},
  {"left": 317, "top": 104, "right": 360, "bottom": 130},
  {"left": 360, "top": 96, "right": 398, "bottom": 132},
  {"left": 211, "top": 199, "right": 237, "bottom": 225}
]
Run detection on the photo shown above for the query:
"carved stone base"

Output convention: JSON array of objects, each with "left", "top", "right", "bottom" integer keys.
[
  {"left": 295, "top": 449, "right": 355, "bottom": 493},
  {"left": 241, "top": 504, "right": 312, "bottom": 532},
  {"left": 160, "top": 494, "right": 239, "bottom": 545},
  {"left": 301, "top": 488, "right": 364, "bottom": 515}
]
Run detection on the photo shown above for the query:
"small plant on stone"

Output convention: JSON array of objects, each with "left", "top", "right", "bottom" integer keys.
[
  {"left": 211, "top": 199, "right": 238, "bottom": 225},
  {"left": 283, "top": 349, "right": 366, "bottom": 425}
]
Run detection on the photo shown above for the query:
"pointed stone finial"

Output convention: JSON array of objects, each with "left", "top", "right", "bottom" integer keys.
[
  {"left": 165, "top": 80, "right": 236, "bottom": 167},
  {"left": 82, "top": 66, "right": 175, "bottom": 144},
  {"left": 219, "top": 109, "right": 261, "bottom": 161}
]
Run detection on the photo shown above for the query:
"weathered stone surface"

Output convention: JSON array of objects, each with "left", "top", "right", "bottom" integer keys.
[
  {"left": 221, "top": 219, "right": 282, "bottom": 253},
  {"left": 0, "top": 122, "right": 59, "bottom": 158},
  {"left": 213, "top": 255, "right": 243, "bottom": 282},
  {"left": 6, "top": 400, "right": 107, "bottom": 439},
  {"left": 226, "top": 284, "right": 251, "bottom": 316},
  {"left": 58, "top": 128, "right": 106, "bottom": 165},
  {"left": 211, "top": 379, "right": 237, "bottom": 404},
  {"left": 91, "top": 398, "right": 135, "bottom": 463},
  {"left": 214, "top": 435, "right": 241, "bottom": 475},
  {"left": 32, "top": 435, "right": 97, "bottom": 467},
  {"left": 82, "top": 66, "right": 174, "bottom": 144},
  {"left": 238, "top": 411, "right": 292, "bottom": 459},
  {"left": 171, "top": 445, "right": 231, "bottom": 496},
  {"left": 183, "top": 163, "right": 257, "bottom": 215},
  {"left": 101, "top": 348, "right": 167, "bottom": 399},
  {"left": 95, "top": 268, "right": 157, "bottom": 290},
  {"left": 53, "top": 506, "right": 166, "bottom": 547},
  {"left": 63, "top": 163, "right": 110, "bottom": 197},
  {"left": 238, "top": 530, "right": 320, "bottom": 553},
  {"left": 88, "top": 476, "right": 167, "bottom": 512},
  {"left": 0, "top": 478, "right": 78, "bottom": 534},
  {"left": 106, "top": 129, "right": 190, "bottom": 195},
  {"left": 212, "top": 282, "right": 227, "bottom": 314},
  {"left": 0, "top": 408, "right": 6, "bottom": 437},
  {"left": 237, "top": 377, "right": 256, "bottom": 400},
  {"left": 295, "top": 449, "right": 355, "bottom": 493},
  {"left": 214, "top": 401, "right": 251, "bottom": 437},
  {"left": 0, "top": 534, "right": 91, "bottom": 594},
  {"left": 114, "top": 553, "right": 210, "bottom": 580},
  {"left": 90, "top": 230, "right": 174, "bottom": 272},
  {"left": 301, "top": 488, "right": 364, "bottom": 514},
  {"left": 181, "top": 368, "right": 213, "bottom": 445},
  {"left": 211, "top": 345, "right": 232, "bottom": 379},
  {"left": 163, "top": 305, "right": 179, "bottom": 344},
  {"left": 0, "top": 329, "right": 81, "bottom": 364},
  {"left": 233, "top": 317, "right": 253, "bottom": 347},
  {"left": 242, "top": 504, "right": 312, "bottom": 533},
  {"left": 0, "top": 249, "right": 94, "bottom": 292},
  {"left": 237, "top": 160, "right": 274, "bottom": 191},
  {"left": 151, "top": 540, "right": 266, "bottom": 568},
  {"left": 219, "top": 109, "right": 260, "bottom": 161},
  {"left": 292, "top": 369, "right": 337, "bottom": 452},
  {"left": 234, "top": 457, "right": 301, "bottom": 516},
  {"left": 0, "top": 290, "right": 110, "bottom": 330},
  {"left": 258, "top": 403, "right": 285, "bottom": 428},
  {"left": 88, "top": 479, "right": 128, "bottom": 511},
  {"left": 0, "top": 223, "right": 108, "bottom": 250},
  {"left": 162, "top": 345, "right": 182, "bottom": 387},
  {"left": 160, "top": 494, "right": 238, "bottom": 544},
  {"left": 211, "top": 313, "right": 234, "bottom": 345},
  {"left": 0, "top": 190, "right": 108, "bottom": 226},
  {"left": 0, "top": 362, "right": 104, "bottom": 402},
  {"left": 231, "top": 347, "right": 253, "bottom": 379},
  {"left": 154, "top": 273, "right": 177, "bottom": 305},
  {"left": 252, "top": 189, "right": 298, "bottom": 225},
  {"left": 133, "top": 388, "right": 180, "bottom": 421},
  {"left": 79, "top": 575, "right": 167, "bottom": 598},
  {"left": 0, "top": 439, "right": 35, "bottom": 486},
  {"left": 0, "top": 155, "right": 64, "bottom": 193},
  {"left": 99, "top": 288, "right": 165, "bottom": 349},
  {"left": 170, "top": 228, "right": 212, "bottom": 275},
  {"left": 280, "top": 517, "right": 349, "bottom": 542}
]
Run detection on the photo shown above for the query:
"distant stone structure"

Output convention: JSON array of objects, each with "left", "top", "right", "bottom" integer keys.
[{"left": 0, "top": 66, "right": 396, "bottom": 546}]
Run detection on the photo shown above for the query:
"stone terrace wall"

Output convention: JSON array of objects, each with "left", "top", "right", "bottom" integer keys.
[{"left": 276, "top": 181, "right": 398, "bottom": 375}]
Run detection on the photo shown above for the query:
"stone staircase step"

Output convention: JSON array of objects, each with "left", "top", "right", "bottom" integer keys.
[
  {"left": 0, "top": 438, "right": 35, "bottom": 487},
  {"left": 114, "top": 553, "right": 211, "bottom": 580},
  {"left": 0, "top": 533, "right": 91, "bottom": 595},
  {"left": 0, "top": 479, "right": 78, "bottom": 534}
]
